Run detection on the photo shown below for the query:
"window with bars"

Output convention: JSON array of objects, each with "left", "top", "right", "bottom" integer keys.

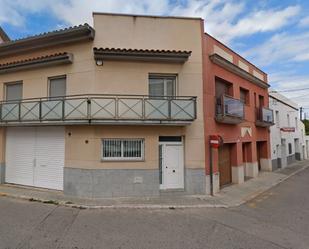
[{"left": 102, "top": 139, "right": 144, "bottom": 160}]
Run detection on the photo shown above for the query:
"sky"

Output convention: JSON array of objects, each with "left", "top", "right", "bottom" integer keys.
[{"left": 1, "top": 0, "right": 309, "bottom": 115}]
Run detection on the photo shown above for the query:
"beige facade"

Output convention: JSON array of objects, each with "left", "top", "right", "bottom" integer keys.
[{"left": 0, "top": 14, "right": 205, "bottom": 197}]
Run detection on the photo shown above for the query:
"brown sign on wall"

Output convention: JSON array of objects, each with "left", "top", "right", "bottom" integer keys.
[{"left": 280, "top": 127, "right": 295, "bottom": 132}]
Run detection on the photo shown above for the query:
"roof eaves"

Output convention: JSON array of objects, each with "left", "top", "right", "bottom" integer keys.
[
  {"left": 205, "top": 33, "right": 267, "bottom": 76},
  {"left": 0, "top": 27, "right": 10, "bottom": 42},
  {"left": 0, "top": 24, "right": 94, "bottom": 57},
  {"left": 0, "top": 52, "right": 73, "bottom": 74},
  {"left": 92, "top": 12, "right": 203, "bottom": 21},
  {"left": 93, "top": 47, "right": 192, "bottom": 63}
]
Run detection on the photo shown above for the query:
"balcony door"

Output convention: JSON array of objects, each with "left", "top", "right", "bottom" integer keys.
[
  {"left": 149, "top": 75, "right": 176, "bottom": 97},
  {"left": 2, "top": 82, "right": 23, "bottom": 121},
  {"left": 5, "top": 82, "right": 23, "bottom": 101},
  {"left": 49, "top": 76, "right": 66, "bottom": 98},
  {"left": 215, "top": 78, "right": 232, "bottom": 115},
  {"left": 40, "top": 76, "right": 67, "bottom": 120}
]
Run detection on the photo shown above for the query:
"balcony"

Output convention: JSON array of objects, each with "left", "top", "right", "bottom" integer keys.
[
  {"left": 0, "top": 94, "right": 197, "bottom": 126},
  {"left": 215, "top": 95, "right": 244, "bottom": 124},
  {"left": 256, "top": 107, "right": 274, "bottom": 127}
]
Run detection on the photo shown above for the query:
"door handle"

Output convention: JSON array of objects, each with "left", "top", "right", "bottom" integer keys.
[
  {"left": 166, "top": 166, "right": 168, "bottom": 169},
  {"left": 173, "top": 170, "right": 176, "bottom": 173}
]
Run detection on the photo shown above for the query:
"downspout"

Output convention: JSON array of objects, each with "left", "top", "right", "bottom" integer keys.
[{"left": 209, "top": 141, "right": 214, "bottom": 196}]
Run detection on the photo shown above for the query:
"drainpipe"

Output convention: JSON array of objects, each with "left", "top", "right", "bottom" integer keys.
[{"left": 209, "top": 140, "right": 214, "bottom": 196}]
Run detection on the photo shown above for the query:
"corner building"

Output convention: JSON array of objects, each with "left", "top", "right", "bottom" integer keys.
[
  {"left": 0, "top": 13, "right": 205, "bottom": 197},
  {"left": 0, "top": 13, "right": 273, "bottom": 198}
]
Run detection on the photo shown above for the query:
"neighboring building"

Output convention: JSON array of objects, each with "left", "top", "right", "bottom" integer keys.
[
  {"left": 203, "top": 34, "right": 273, "bottom": 193},
  {"left": 269, "top": 91, "right": 307, "bottom": 169},
  {"left": 305, "top": 135, "right": 309, "bottom": 159},
  {"left": 0, "top": 27, "right": 10, "bottom": 44},
  {"left": 0, "top": 13, "right": 205, "bottom": 198}
]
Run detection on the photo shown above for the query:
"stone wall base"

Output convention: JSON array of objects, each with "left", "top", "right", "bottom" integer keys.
[
  {"left": 206, "top": 173, "right": 220, "bottom": 195},
  {"left": 295, "top": 152, "right": 301, "bottom": 161},
  {"left": 232, "top": 165, "right": 244, "bottom": 184},
  {"left": 260, "top": 158, "right": 272, "bottom": 172},
  {"left": 272, "top": 158, "right": 281, "bottom": 171},
  {"left": 244, "top": 162, "right": 259, "bottom": 178},
  {"left": 64, "top": 168, "right": 160, "bottom": 198},
  {"left": 0, "top": 163, "right": 5, "bottom": 184},
  {"left": 64, "top": 167, "right": 207, "bottom": 198},
  {"left": 287, "top": 154, "right": 296, "bottom": 165},
  {"left": 184, "top": 168, "right": 206, "bottom": 195}
]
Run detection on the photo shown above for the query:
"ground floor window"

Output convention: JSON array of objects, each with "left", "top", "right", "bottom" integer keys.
[
  {"left": 102, "top": 139, "right": 144, "bottom": 161},
  {"left": 288, "top": 143, "right": 292, "bottom": 154}
]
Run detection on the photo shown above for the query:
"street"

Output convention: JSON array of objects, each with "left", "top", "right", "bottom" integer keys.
[{"left": 1, "top": 167, "right": 309, "bottom": 249}]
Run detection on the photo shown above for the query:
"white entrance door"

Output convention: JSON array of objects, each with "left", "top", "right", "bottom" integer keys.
[
  {"left": 160, "top": 142, "right": 184, "bottom": 190},
  {"left": 5, "top": 127, "right": 64, "bottom": 190}
]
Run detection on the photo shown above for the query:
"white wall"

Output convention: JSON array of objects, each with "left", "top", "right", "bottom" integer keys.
[{"left": 269, "top": 92, "right": 307, "bottom": 165}]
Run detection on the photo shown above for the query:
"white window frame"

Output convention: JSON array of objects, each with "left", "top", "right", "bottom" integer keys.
[
  {"left": 4, "top": 81, "right": 23, "bottom": 101},
  {"left": 102, "top": 138, "right": 145, "bottom": 161},
  {"left": 295, "top": 117, "right": 298, "bottom": 130},
  {"left": 275, "top": 111, "right": 280, "bottom": 128},
  {"left": 148, "top": 74, "right": 177, "bottom": 97},
  {"left": 48, "top": 75, "right": 67, "bottom": 98}
]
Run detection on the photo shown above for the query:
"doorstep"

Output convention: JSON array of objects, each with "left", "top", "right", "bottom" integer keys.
[{"left": 0, "top": 160, "right": 308, "bottom": 209}]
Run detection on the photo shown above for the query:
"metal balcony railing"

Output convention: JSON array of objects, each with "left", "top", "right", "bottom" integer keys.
[
  {"left": 256, "top": 107, "right": 274, "bottom": 127},
  {"left": 0, "top": 94, "right": 197, "bottom": 125},
  {"left": 216, "top": 95, "right": 244, "bottom": 120}
]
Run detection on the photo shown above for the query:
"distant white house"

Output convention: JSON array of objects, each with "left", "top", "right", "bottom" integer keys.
[
  {"left": 305, "top": 135, "right": 309, "bottom": 160},
  {"left": 269, "top": 91, "right": 307, "bottom": 170}
]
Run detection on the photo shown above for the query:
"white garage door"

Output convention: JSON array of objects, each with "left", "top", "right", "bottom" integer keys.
[{"left": 5, "top": 127, "right": 65, "bottom": 190}]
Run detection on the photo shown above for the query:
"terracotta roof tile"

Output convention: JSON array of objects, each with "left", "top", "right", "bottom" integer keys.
[
  {"left": 0, "top": 24, "right": 94, "bottom": 57},
  {"left": 3, "top": 24, "right": 92, "bottom": 45},
  {"left": 93, "top": 47, "right": 192, "bottom": 55},
  {"left": 0, "top": 52, "right": 69, "bottom": 67}
]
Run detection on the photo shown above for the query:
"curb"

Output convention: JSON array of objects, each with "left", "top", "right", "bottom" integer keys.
[
  {"left": 0, "top": 191, "right": 229, "bottom": 209},
  {"left": 0, "top": 164, "right": 308, "bottom": 210}
]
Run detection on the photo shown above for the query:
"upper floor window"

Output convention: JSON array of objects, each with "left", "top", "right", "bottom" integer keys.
[
  {"left": 258, "top": 95, "right": 264, "bottom": 107},
  {"left": 240, "top": 87, "right": 249, "bottom": 105},
  {"left": 49, "top": 76, "right": 66, "bottom": 98},
  {"left": 215, "top": 78, "right": 232, "bottom": 98},
  {"left": 295, "top": 117, "right": 298, "bottom": 130},
  {"left": 149, "top": 75, "right": 176, "bottom": 97},
  {"left": 287, "top": 114, "right": 290, "bottom": 127},
  {"left": 275, "top": 111, "right": 280, "bottom": 128},
  {"left": 288, "top": 143, "right": 292, "bottom": 154},
  {"left": 5, "top": 81, "right": 23, "bottom": 101}
]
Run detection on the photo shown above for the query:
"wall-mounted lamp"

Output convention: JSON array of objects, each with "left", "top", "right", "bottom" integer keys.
[{"left": 96, "top": 59, "right": 103, "bottom": 66}]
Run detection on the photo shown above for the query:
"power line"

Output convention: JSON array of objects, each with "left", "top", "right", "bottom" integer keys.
[
  {"left": 270, "top": 87, "right": 309, "bottom": 93},
  {"left": 290, "top": 93, "right": 309, "bottom": 99}
]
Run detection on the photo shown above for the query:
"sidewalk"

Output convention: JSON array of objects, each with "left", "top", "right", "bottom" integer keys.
[{"left": 0, "top": 160, "right": 308, "bottom": 209}]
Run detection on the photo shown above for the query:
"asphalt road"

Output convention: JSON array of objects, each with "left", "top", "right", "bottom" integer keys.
[{"left": 1, "top": 167, "right": 309, "bottom": 249}]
